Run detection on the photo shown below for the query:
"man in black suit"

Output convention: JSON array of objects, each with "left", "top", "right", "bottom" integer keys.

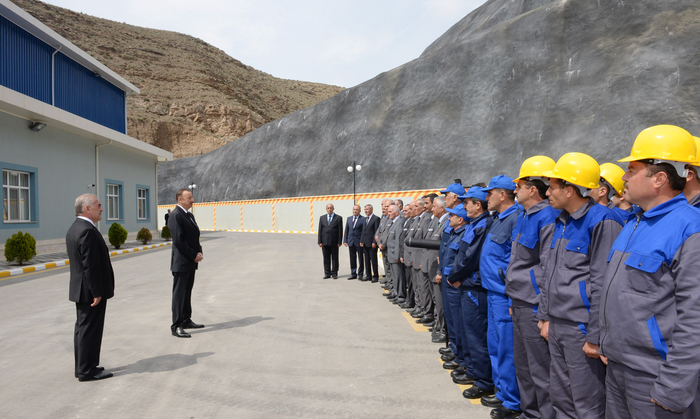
[
  {"left": 164, "top": 209, "right": 171, "bottom": 225},
  {"left": 360, "top": 204, "right": 381, "bottom": 282},
  {"left": 343, "top": 205, "right": 364, "bottom": 279},
  {"left": 317, "top": 203, "right": 343, "bottom": 279},
  {"left": 66, "top": 194, "right": 114, "bottom": 381},
  {"left": 168, "top": 189, "right": 205, "bottom": 338}
]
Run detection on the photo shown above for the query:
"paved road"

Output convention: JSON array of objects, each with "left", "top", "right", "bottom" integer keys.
[{"left": 0, "top": 232, "right": 493, "bottom": 419}]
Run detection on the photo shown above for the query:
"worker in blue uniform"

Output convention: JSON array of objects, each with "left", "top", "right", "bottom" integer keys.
[
  {"left": 446, "top": 186, "right": 495, "bottom": 400},
  {"left": 436, "top": 183, "right": 468, "bottom": 372},
  {"left": 537, "top": 152, "right": 623, "bottom": 418},
  {"left": 479, "top": 175, "right": 523, "bottom": 418},
  {"left": 507, "top": 156, "right": 559, "bottom": 419},
  {"left": 437, "top": 200, "right": 472, "bottom": 379},
  {"left": 599, "top": 125, "right": 700, "bottom": 418}
]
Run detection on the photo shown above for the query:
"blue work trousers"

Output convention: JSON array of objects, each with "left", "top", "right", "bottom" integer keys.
[
  {"left": 487, "top": 291, "right": 521, "bottom": 411},
  {"left": 460, "top": 285, "right": 493, "bottom": 390},
  {"left": 444, "top": 281, "right": 472, "bottom": 375}
]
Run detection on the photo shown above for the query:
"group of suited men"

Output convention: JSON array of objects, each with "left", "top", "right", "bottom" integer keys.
[{"left": 318, "top": 124, "right": 700, "bottom": 419}]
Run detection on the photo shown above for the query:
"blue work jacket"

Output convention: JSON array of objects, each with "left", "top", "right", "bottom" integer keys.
[
  {"left": 539, "top": 198, "right": 623, "bottom": 344},
  {"left": 441, "top": 223, "right": 465, "bottom": 281},
  {"left": 505, "top": 201, "right": 559, "bottom": 305},
  {"left": 599, "top": 194, "right": 700, "bottom": 413},
  {"left": 446, "top": 211, "right": 493, "bottom": 288},
  {"left": 480, "top": 204, "right": 522, "bottom": 295}
]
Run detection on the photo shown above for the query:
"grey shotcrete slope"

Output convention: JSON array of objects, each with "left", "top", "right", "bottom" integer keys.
[{"left": 158, "top": 0, "right": 700, "bottom": 204}]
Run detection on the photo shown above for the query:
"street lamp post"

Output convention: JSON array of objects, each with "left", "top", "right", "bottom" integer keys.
[
  {"left": 346, "top": 161, "right": 362, "bottom": 204},
  {"left": 188, "top": 183, "right": 197, "bottom": 214}
]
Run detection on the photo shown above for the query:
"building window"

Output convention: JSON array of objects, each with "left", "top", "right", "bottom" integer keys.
[
  {"left": 107, "top": 183, "right": 121, "bottom": 220},
  {"left": 3, "top": 169, "right": 31, "bottom": 222},
  {"left": 137, "top": 188, "right": 148, "bottom": 220}
]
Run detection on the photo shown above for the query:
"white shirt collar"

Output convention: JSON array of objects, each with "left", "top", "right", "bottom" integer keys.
[
  {"left": 177, "top": 204, "right": 189, "bottom": 213},
  {"left": 77, "top": 216, "right": 95, "bottom": 227}
]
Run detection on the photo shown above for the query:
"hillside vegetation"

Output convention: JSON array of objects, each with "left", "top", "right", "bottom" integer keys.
[{"left": 14, "top": 0, "right": 345, "bottom": 158}]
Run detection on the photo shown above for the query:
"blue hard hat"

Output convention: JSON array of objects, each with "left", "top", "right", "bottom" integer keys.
[
  {"left": 440, "top": 183, "right": 466, "bottom": 196},
  {"left": 482, "top": 175, "right": 516, "bottom": 192},
  {"left": 445, "top": 203, "right": 469, "bottom": 221},
  {"left": 459, "top": 186, "right": 487, "bottom": 201}
]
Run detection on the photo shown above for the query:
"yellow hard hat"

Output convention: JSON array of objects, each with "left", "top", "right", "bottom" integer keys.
[
  {"left": 618, "top": 125, "right": 696, "bottom": 164},
  {"left": 513, "top": 156, "right": 556, "bottom": 182},
  {"left": 543, "top": 152, "right": 600, "bottom": 190},
  {"left": 599, "top": 163, "right": 626, "bottom": 196},
  {"left": 691, "top": 137, "right": 700, "bottom": 168}
]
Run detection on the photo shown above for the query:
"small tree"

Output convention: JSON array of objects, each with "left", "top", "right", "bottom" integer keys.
[
  {"left": 161, "top": 225, "right": 171, "bottom": 240},
  {"left": 136, "top": 227, "right": 153, "bottom": 244},
  {"left": 108, "top": 223, "right": 128, "bottom": 249},
  {"left": 4, "top": 231, "right": 37, "bottom": 265}
]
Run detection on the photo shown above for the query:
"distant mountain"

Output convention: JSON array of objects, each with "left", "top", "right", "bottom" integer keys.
[
  {"left": 13, "top": 0, "right": 345, "bottom": 158},
  {"left": 157, "top": 0, "right": 700, "bottom": 203}
]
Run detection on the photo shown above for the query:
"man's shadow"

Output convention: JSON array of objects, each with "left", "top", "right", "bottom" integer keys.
[
  {"left": 189, "top": 316, "right": 274, "bottom": 335},
  {"left": 111, "top": 352, "right": 214, "bottom": 376}
]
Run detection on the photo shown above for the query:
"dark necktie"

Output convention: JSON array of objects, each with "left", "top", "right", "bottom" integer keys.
[
  {"left": 187, "top": 211, "right": 197, "bottom": 227},
  {"left": 353, "top": 216, "right": 357, "bottom": 227}
]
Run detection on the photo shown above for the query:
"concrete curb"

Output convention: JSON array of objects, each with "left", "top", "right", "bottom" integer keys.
[
  {"left": 0, "top": 242, "right": 171, "bottom": 279},
  {"left": 199, "top": 229, "right": 316, "bottom": 234}
]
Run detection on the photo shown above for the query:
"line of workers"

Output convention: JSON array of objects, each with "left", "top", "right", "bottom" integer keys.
[{"left": 371, "top": 125, "right": 700, "bottom": 419}]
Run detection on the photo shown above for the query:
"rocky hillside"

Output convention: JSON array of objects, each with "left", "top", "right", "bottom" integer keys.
[
  {"left": 158, "top": 0, "right": 700, "bottom": 203},
  {"left": 13, "top": 0, "right": 344, "bottom": 158}
]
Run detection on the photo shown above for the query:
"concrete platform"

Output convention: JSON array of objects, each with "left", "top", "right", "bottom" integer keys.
[{"left": 0, "top": 231, "right": 493, "bottom": 418}]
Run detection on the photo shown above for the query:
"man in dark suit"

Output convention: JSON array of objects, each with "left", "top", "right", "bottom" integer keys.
[
  {"left": 343, "top": 205, "right": 364, "bottom": 279},
  {"left": 164, "top": 209, "right": 171, "bottom": 225},
  {"left": 360, "top": 204, "right": 381, "bottom": 282},
  {"left": 317, "top": 203, "right": 343, "bottom": 279},
  {"left": 66, "top": 194, "right": 115, "bottom": 381},
  {"left": 168, "top": 188, "right": 205, "bottom": 338}
]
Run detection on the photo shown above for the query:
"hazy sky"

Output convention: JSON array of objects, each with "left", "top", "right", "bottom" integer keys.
[{"left": 41, "top": 0, "right": 484, "bottom": 88}]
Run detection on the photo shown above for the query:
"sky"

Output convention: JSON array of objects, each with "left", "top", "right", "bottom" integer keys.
[{"left": 41, "top": 0, "right": 485, "bottom": 88}]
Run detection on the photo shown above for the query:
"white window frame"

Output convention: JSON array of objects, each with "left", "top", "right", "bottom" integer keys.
[
  {"left": 107, "top": 183, "right": 120, "bottom": 220},
  {"left": 137, "top": 188, "right": 148, "bottom": 220},
  {"left": 2, "top": 169, "right": 31, "bottom": 223}
]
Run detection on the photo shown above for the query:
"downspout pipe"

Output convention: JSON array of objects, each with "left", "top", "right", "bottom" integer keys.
[
  {"left": 51, "top": 45, "right": 61, "bottom": 106},
  {"left": 95, "top": 140, "right": 113, "bottom": 232}
]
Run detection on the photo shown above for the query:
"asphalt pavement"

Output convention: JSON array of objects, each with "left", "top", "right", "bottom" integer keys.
[{"left": 0, "top": 231, "right": 493, "bottom": 419}]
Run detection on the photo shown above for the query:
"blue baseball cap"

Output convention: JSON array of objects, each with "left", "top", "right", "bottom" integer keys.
[
  {"left": 440, "top": 183, "right": 466, "bottom": 196},
  {"left": 445, "top": 203, "right": 469, "bottom": 221},
  {"left": 459, "top": 186, "right": 487, "bottom": 201},
  {"left": 482, "top": 175, "right": 516, "bottom": 192}
]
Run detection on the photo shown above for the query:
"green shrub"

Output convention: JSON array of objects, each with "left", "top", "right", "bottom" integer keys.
[
  {"left": 108, "top": 223, "right": 128, "bottom": 249},
  {"left": 161, "top": 225, "right": 171, "bottom": 240},
  {"left": 136, "top": 227, "right": 153, "bottom": 244},
  {"left": 4, "top": 231, "right": 37, "bottom": 265}
]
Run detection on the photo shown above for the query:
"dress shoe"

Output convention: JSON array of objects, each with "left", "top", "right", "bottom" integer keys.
[
  {"left": 424, "top": 321, "right": 436, "bottom": 328},
  {"left": 453, "top": 374, "right": 476, "bottom": 385},
  {"left": 182, "top": 321, "right": 204, "bottom": 329},
  {"left": 439, "top": 347, "right": 453, "bottom": 355},
  {"left": 78, "top": 370, "right": 113, "bottom": 382},
  {"left": 349, "top": 275, "right": 357, "bottom": 280},
  {"left": 358, "top": 277, "right": 369, "bottom": 282},
  {"left": 450, "top": 366, "right": 466, "bottom": 378},
  {"left": 381, "top": 284, "right": 389, "bottom": 290},
  {"left": 371, "top": 278, "right": 378, "bottom": 283},
  {"left": 392, "top": 298, "right": 406, "bottom": 305},
  {"left": 385, "top": 293, "right": 397, "bottom": 299},
  {"left": 441, "top": 352, "right": 456, "bottom": 362},
  {"left": 490, "top": 406, "right": 522, "bottom": 418},
  {"left": 428, "top": 327, "right": 434, "bottom": 332},
  {"left": 399, "top": 303, "right": 414, "bottom": 309},
  {"left": 481, "top": 395, "right": 503, "bottom": 408},
  {"left": 332, "top": 275, "right": 338, "bottom": 279},
  {"left": 75, "top": 366, "right": 104, "bottom": 378},
  {"left": 432, "top": 333, "right": 447, "bottom": 343},
  {"left": 416, "top": 316, "right": 434, "bottom": 324},
  {"left": 410, "top": 310, "right": 424, "bottom": 319},
  {"left": 323, "top": 275, "right": 331, "bottom": 279},
  {"left": 442, "top": 360, "right": 460, "bottom": 370},
  {"left": 463, "top": 385, "right": 494, "bottom": 399},
  {"left": 172, "top": 327, "right": 191, "bottom": 338}
]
